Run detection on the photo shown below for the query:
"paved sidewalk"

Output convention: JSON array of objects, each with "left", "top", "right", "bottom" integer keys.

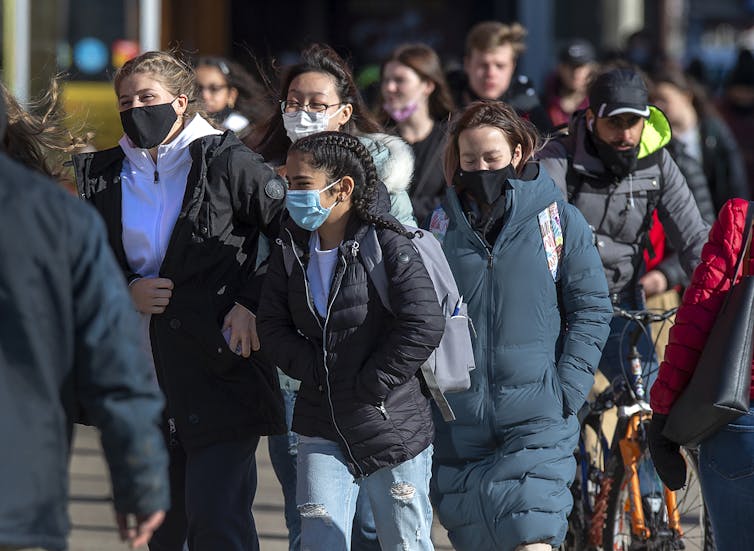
[{"left": 67, "top": 425, "right": 453, "bottom": 550}]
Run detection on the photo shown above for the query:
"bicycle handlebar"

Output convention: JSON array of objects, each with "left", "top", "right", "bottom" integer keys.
[{"left": 612, "top": 307, "right": 678, "bottom": 325}]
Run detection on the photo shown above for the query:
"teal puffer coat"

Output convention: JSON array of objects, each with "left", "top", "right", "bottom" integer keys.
[{"left": 430, "top": 163, "right": 612, "bottom": 551}]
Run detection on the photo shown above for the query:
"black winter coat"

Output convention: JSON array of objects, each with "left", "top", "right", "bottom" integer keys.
[
  {"left": 73, "top": 131, "right": 286, "bottom": 449},
  {"left": 699, "top": 114, "right": 750, "bottom": 212},
  {"left": 660, "top": 139, "right": 717, "bottom": 287},
  {"left": 257, "top": 213, "right": 445, "bottom": 477}
]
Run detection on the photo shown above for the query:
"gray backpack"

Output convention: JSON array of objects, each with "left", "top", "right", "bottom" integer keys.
[
  {"left": 359, "top": 226, "right": 475, "bottom": 421},
  {"left": 282, "top": 225, "right": 475, "bottom": 422}
]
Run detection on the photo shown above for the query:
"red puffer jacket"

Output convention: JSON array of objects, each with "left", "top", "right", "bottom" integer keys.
[{"left": 651, "top": 198, "right": 754, "bottom": 415}]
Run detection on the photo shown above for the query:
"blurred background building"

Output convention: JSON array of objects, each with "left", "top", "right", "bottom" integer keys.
[{"left": 2, "top": 0, "right": 754, "bottom": 148}]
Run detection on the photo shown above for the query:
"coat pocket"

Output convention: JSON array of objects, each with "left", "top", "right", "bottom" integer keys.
[{"left": 167, "top": 305, "right": 236, "bottom": 375}]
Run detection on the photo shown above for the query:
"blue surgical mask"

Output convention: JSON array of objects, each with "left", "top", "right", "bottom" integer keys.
[{"left": 285, "top": 179, "right": 342, "bottom": 231}]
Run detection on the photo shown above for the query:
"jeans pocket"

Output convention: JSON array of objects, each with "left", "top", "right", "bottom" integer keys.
[{"left": 703, "top": 419, "right": 754, "bottom": 480}]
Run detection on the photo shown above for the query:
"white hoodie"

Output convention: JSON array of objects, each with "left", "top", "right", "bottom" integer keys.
[
  {"left": 119, "top": 114, "right": 222, "bottom": 278},
  {"left": 119, "top": 114, "right": 222, "bottom": 378}
]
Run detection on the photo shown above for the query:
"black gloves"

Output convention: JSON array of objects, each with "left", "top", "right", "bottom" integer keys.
[{"left": 647, "top": 413, "right": 687, "bottom": 491}]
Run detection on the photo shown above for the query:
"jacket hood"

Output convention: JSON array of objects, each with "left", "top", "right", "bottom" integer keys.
[
  {"left": 506, "top": 162, "right": 565, "bottom": 223},
  {"left": 358, "top": 132, "right": 414, "bottom": 194}
]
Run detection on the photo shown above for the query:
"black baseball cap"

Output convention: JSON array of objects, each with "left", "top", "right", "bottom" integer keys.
[
  {"left": 588, "top": 68, "right": 650, "bottom": 118},
  {"left": 559, "top": 39, "right": 596, "bottom": 67}
]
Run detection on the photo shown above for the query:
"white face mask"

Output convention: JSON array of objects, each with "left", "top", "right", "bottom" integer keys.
[{"left": 282, "top": 105, "right": 345, "bottom": 143}]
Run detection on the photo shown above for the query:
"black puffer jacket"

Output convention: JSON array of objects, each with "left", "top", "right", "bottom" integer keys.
[
  {"left": 74, "top": 131, "right": 287, "bottom": 449},
  {"left": 257, "top": 210, "right": 445, "bottom": 477}
]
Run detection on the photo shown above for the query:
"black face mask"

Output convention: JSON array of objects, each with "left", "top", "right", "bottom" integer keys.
[
  {"left": 120, "top": 101, "right": 178, "bottom": 149},
  {"left": 453, "top": 164, "right": 517, "bottom": 206},
  {"left": 590, "top": 132, "right": 639, "bottom": 179}
]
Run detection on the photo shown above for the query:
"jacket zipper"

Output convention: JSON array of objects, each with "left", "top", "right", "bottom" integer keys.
[
  {"left": 154, "top": 163, "right": 166, "bottom": 271},
  {"left": 323, "top": 252, "right": 364, "bottom": 476},
  {"left": 454, "top": 192, "right": 516, "bottom": 430},
  {"left": 284, "top": 228, "right": 322, "bottom": 330},
  {"left": 285, "top": 230, "right": 363, "bottom": 474}
]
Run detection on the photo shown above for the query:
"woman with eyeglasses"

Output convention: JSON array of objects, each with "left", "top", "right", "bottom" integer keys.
[
  {"left": 251, "top": 43, "right": 416, "bottom": 226},
  {"left": 73, "top": 50, "right": 287, "bottom": 550},
  {"left": 249, "top": 43, "right": 418, "bottom": 551},
  {"left": 195, "top": 55, "right": 270, "bottom": 139}
]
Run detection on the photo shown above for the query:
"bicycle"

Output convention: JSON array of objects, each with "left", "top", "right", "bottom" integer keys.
[{"left": 561, "top": 307, "right": 715, "bottom": 551}]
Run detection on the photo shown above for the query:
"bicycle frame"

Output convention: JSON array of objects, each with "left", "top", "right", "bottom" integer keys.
[
  {"left": 616, "top": 406, "right": 682, "bottom": 541},
  {"left": 570, "top": 306, "right": 691, "bottom": 550}
]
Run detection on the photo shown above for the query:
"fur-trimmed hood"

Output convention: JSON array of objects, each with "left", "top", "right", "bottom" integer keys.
[{"left": 357, "top": 132, "right": 414, "bottom": 194}]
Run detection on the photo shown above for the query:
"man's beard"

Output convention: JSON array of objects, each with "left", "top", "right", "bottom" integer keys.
[{"left": 589, "top": 132, "right": 639, "bottom": 179}]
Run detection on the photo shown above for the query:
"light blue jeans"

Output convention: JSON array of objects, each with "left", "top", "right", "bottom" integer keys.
[
  {"left": 296, "top": 436, "right": 434, "bottom": 551},
  {"left": 698, "top": 408, "right": 754, "bottom": 550},
  {"left": 268, "top": 388, "right": 300, "bottom": 551}
]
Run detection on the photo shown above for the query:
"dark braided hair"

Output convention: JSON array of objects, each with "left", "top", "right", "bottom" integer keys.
[{"left": 289, "top": 131, "right": 416, "bottom": 238}]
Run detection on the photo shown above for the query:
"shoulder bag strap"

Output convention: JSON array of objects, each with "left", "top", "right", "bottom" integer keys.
[{"left": 730, "top": 201, "right": 754, "bottom": 286}]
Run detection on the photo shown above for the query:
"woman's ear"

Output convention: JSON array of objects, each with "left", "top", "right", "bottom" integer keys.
[
  {"left": 175, "top": 94, "right": 189, "bottom": 116},
  {"left": 228, "top": 87, "right": 239, "bottom": 109},
  {"left": 511, "top": 143, "right": 523, "bottom": 168},
  {"left": 338, "top": 175, "right": 355, "bottom": 201},
  {"left": 336, "top": 103, "right": 353, "bottom": 129}
]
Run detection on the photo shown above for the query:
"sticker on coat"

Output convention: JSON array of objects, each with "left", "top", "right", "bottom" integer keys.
[
  {"left": 428, "top": 207, "right": 450, "bottom": 243},
  {"left": 538, "top": 202, "right": 563, "bottom": 281}
]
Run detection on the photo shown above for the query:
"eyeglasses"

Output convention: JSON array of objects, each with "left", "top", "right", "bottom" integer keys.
[
  {"left": 196, "top": 84, "right": 229, "bottom": 95},
  {"left": 280, "top": 100, "right": 344, "bottom": 114}
]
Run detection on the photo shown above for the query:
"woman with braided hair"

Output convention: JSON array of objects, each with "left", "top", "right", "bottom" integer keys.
[{"left": 257, "top": 131, "right": 445, "bottom": 551}]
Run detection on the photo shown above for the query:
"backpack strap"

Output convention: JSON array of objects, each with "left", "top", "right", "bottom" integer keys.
[
  {"left": 358, "top": 226, "right": 392, "bottom": 313},
  {"left": 631, "top": 149, "right": 665, "bottom": 280},
  {"left": 359, "top": 225, "right": 458, "bottom": 422}
]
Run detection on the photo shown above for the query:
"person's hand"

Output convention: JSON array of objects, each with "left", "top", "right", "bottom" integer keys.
[
  {"left": 223, "top": 303, "right": 259, "bottom": 358},
  {"left": 647, "top": 413, "right": 687, "bottom": 490},
  {"left": 638, "top": 269, "right": 668, "bottom": 298},
  {"left": 115, "top": 510, "right": 165, "bottom": 549},
  {"left": 129, "top": 278, "right": 174, "bottom": 314}
]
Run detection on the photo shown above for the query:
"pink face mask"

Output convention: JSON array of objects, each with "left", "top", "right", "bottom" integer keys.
[{"left": 383, "top": 100, "right": 419, "bottom": 122}]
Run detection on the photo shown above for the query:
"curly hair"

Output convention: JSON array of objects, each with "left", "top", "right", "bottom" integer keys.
[
  {"left": 288, "top": 131, "right": 415, "bottom": 238},
  {"left": 114, "top": 50, "right": 206, "bottom": 120},
  {"left": 251, "top": 43, "right": 383, "bottom": 165},
  {"left": 1, "top": 79, "right": 90, "bottom": 181},
  {"left": 444, "top": 100, "right": 540, "bottom": 184}
]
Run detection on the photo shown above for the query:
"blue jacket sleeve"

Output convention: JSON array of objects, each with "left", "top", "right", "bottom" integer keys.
[
  {"left": 70, "top": 203, "right": 169, "bottom": 516},
  {"left": 556, "top": 203, "right": 613, "bottom": 415}
]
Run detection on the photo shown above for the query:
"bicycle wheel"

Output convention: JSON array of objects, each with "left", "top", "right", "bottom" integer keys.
[
  {"left": 561, "top": 418, "right": 610, "bottom": 551},
  {"left": 603, "top": 442, "right": 715, "bottom": 550}
]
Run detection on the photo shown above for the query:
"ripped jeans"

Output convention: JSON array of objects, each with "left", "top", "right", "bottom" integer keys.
[{"left": 296, "top": 436, "right": 434, "bottom": 551}]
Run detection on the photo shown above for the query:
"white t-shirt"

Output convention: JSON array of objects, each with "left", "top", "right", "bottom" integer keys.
[{"left": 307, "top": 232, "right": 340, "bottom": 318}]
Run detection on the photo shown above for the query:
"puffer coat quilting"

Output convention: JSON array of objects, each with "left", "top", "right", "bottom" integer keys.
[
  {"left": 430, "top": 165, "right": 612, "bottom": 551},
  {"left": 258, "top": 214, "right": 445, "bottom": 477}
]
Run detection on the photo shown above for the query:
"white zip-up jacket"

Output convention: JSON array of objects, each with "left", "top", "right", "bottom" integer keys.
[{"left": 120, "top": 114, "right": 222, "bottom": 278}]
